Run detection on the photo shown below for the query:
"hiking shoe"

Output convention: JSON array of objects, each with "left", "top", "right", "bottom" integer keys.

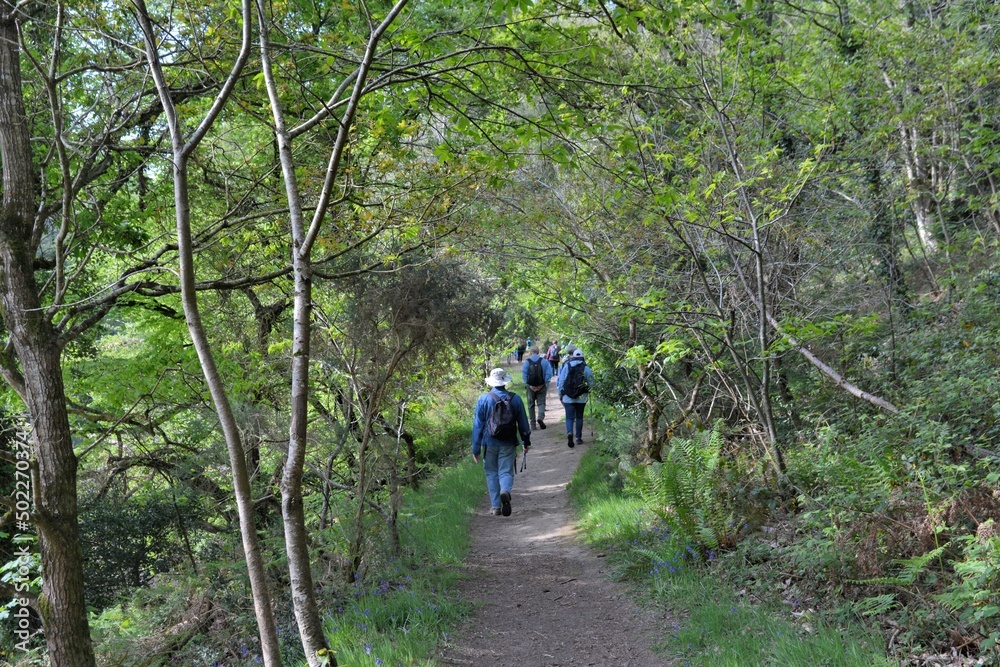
[
  {"left": 500, "top": 491, "right": 512, "bottom": 517},
  {"left": 575, "top": 437, "right": 583, "bottom": 447},
  {"left": 490, "top": 507, "right": 502, "bottom": 516},
  {"left": 537, "top": 419, "right": 546, "bottom": 429},
  {"left": 567, "top": 434, "right": 575, "bottom": 448}
]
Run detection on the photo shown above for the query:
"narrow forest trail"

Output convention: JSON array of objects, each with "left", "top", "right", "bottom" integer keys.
[{"left": 436, "top": 363, "right": 676, "bottom": 667}]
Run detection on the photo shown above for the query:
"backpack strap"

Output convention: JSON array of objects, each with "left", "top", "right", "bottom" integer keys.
[{"left": 488, "top": 389, "right": 511, "bottom": 403}]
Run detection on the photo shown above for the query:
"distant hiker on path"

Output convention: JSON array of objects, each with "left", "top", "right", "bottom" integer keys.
[
  {"left": 557, "top": 348, "right": 595, "bottom": 448},
  {"left": 522, "top": 346, "right": 553, "bottom": 431},
  {"left": 546, "top": 339, "right": 561, "bottom": 373},
  {"left": 516, "top": 339, "right": 527, "bottom": 362},
  {"left": 472, "top": 368, "right": 532, "bottom": 516}
]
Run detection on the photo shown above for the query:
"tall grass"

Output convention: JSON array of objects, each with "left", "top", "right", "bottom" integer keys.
[
  {"left": 325, "top": 462, "right": 482, "bottom": 667},
  {"left": 569, "top": 443, "right": 898, "bottom": 667},
  {"left": 403, "top": 461, "right": 483, "bottom": 564}
]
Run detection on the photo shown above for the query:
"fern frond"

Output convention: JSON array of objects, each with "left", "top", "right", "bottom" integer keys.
[
  {"left": 851, "top": 545, "right": 948, "bottom": 586},
  {"left": 852, "top": 594, "right": 898, "bottom": 617},
  {"left": 628, "top": 421, "right": 736, "bottom": 552}
]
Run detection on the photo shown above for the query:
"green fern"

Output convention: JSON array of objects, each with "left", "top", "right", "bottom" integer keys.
[
  {"left": 849, "top": 593, "right": 899, "bottom": 617},
  {"left": 628, "top": 422, "right": 736, "bottom": 552},
  {"left": 851, "top": 545, "right": 947, "bottom": 587},
  {"left": 934, "top": 534, "right": 1000, "bottom": 653}
]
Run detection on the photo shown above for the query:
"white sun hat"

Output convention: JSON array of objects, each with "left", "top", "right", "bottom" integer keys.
[{"left": 485, "top": 368, "right": 514, "bottom": 387}]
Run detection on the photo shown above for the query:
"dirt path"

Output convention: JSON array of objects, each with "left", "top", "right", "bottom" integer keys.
[{"left": 436, "top": 367, "right": 676, "bottom": 667}]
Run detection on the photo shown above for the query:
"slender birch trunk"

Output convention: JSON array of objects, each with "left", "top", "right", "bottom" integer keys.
[
  {"left": 254, "top": 2, "right": 409, "bottom": 662},
  {"left": 135, "top": 3, "right": 283, "bottom": 664}
]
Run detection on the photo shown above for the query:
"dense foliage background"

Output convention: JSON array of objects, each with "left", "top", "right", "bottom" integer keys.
[{"left": 1, "top": 0, "right": 1000, "bottom": 664}]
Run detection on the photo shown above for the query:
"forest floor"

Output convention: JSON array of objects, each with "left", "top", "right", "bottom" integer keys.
[{"left": 435, "top": 363, "right": 677, "bottom": 667}]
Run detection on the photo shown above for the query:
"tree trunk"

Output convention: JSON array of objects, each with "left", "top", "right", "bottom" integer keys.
[
  {"left": 255, "top": 3, "right": 330, "bottom": 661},
  {"left": 0, "top": 276, "right": 97, "bottom": 667},
  {"left": 404, "top": 430, "right": 418, "bottom": 491},
  {"left": 255, "top": 0, "right": 411, "bottom": 659},
  {"left": 172, "top": 156, "right": 285, "bottom": 667},
  {"left": 347, "top": 424, "right": 371, "bottom": 583},
  {"left": 766, "top": 314, "right": 900, "bottom": 414},
  {"left": 636, "top": 364, "right": 665, "bottom": 462},
  {"left": 0, "top": 11, "right": 97, "bottom": 667},
  {"left": 281, "top": 244, "right": 329, "bottom": 665},
  {"left": 627, "top": 319, "right": 666, "bottom": 462},
  {"left": 890, "top": 0, "right": 938, "bottom": 252},
  {"left": 388, "top": 438, "right": 402, "bottom": 556},
  {"left": 135, "top": 3, "right": 284, "bottom": 664},
  {"left": 709, "top": 107, "right": 785, "bottom": 479}
]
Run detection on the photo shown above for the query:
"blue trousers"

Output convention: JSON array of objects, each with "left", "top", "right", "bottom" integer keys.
[
  {"left": 563, "top": 402, "right": 586, "bottom": 439},
  {"left": 482, "top": 443, "right": 517, "bottom": 509}
]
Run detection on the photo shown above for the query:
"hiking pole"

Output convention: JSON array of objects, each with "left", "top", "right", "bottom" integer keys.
[{"left": 520, "top": 448, "right": 527, "bottom": 472}]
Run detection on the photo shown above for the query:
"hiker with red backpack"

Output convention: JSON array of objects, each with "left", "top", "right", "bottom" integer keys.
[
  {"left": 471, "top": 368, "right": 532, "bottom": 516},
  {"left": 521, "top": 346, "right": 553, "bottom": 431},
  {"left": 557, "top": 348, "right": 595, "bottom": 449}
]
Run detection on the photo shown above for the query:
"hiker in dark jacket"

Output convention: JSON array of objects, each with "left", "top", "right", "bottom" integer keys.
[
  {"left": 472, "top": 368, "right": 531, "bottom": 516},
  {"left": 557, "top": 348, "right": 595, "bottom": 449},
  {"left": 521, "top": 346, "right": 553, "bottom": 430}
]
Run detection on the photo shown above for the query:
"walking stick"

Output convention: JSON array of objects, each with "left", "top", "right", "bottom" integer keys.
[{"left": 520, "top": 448, "right": 527, "bottom": 472}]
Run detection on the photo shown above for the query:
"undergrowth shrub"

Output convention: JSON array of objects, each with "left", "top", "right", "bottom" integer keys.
[
  {"left": 786, "top": 386, "right": 1000, "bottom": 660},
  {"left": 80, "top": 490, "right": 182, "bottom": 609},
  {"left": 409, "top": 389, "right": 474, "bottom": 469},
  {"left": 628, "top": 422, "right": 742, "bottom": 552},
  {"left": 570, "top": 421, "right": 897, "bottom": 667},
  {"left": 937, "top": 529, "right": 1000, "bottom": 656},
  {"left": 87, "top": 462, "right": 484, "bottom": 667}
]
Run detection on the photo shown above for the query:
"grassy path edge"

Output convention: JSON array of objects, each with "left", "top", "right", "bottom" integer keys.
[{"left": 567, "top": 440, "right": 899, "bottom": 667}]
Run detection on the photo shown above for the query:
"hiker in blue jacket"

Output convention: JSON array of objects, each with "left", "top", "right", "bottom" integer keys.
[
  {"left": 557, "top": 348, "right": 595, "bottom": 449},
  {"left": 472, "top": 368, "right": 532, "bottom": 516},
  {"left": 521, "top": 346, "right": 553, "bottom": 430}
]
